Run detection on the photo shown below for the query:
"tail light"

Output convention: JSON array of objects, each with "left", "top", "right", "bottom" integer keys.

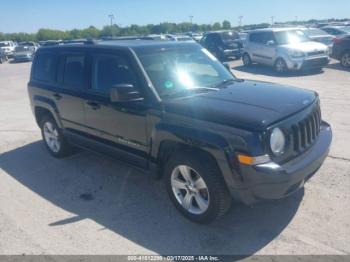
[{"left": 333, "top": 37, "right": 343, "bottom": 44}]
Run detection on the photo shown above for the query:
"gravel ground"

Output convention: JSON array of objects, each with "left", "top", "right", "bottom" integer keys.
[{"left": 0, "top": 59, "right": 349, "bottom": 256}]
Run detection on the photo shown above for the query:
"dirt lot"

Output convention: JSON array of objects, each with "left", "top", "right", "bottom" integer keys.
[{"left": 0, "top": 59, "right": 349, "bottom": 255}]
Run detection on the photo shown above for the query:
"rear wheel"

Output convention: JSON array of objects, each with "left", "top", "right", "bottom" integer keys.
[
  {"left": 242, "top": 53, "right": 252, "bottom": 67},
  {"left": 340, "top": 51, "right": 350, "bottom": 68},
  {"left": 275, "top": 58, "right": 288, "bottom": 73},
  {"left": 164, "top": 151, "right": 232, "bottom": 224},
  {"left": 40, "top": 116, "right": 72, "bottom": 158}
]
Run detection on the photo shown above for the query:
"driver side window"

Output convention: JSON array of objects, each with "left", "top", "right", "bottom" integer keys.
[{"left": 92, "top": 54, "right": 138, "bottom": 94}]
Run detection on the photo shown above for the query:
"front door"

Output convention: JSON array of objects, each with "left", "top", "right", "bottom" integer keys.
[{"left": 83, "top": 51, "right": 149, "bottom": 167}]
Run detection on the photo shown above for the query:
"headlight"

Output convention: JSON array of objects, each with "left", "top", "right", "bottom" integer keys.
[
  {"left": 270, "top": 128, "right": 286, "bottom": 156},
  {"left": 289, "top": 50, "right": 305, "bottom": 58}
]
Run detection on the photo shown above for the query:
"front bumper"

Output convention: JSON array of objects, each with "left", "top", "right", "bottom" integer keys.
[
  {"left": 13, "top": 55, "right": 33, "bottom": 62},
  {"left": 285, "top": 56, "right": 329, "bottom": 70},
  {"left": 223, "top": 49, "right": 241, "bottom": 58},
  {"left": 231, "top": 121, "right": 332, "bottom": 205}
]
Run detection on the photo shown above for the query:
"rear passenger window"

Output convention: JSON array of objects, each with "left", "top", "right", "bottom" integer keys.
[
  {"left": 250, "top": 33, "right": 264, "bottom": 44},
  {"left": 33, "top": 52, "right": 56, "bottom": 82},
  {"left": 63, "top": 55, "right": 85, "bottom": 89},
  {"left": 92, "top": 54, "right": 137, "bottom": 94}
]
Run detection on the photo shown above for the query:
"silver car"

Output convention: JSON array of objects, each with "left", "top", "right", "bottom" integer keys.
[{"left": 242, "top": 28, "right": 330, "bottom": 73}]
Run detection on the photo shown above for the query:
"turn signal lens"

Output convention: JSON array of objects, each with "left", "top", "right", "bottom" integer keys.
[{"left": 237, "top": 154, "right": 271, "bottom": 166}]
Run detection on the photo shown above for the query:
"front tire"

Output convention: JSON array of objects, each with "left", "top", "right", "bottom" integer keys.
[
  {"left": 40, "top": 116, "right": 71, "bottom": 158},
  {"left": 275, "top": 58, "right": 288, "bottom": 73},
  {"left": 242, "top": 53, "right": 252, "bottom": 67},
  {"left": 340, "top": 51, "right": 350, "bottom": 68},
  {"left": 164, "top": 151, "right": 232, "bottom": 224}
]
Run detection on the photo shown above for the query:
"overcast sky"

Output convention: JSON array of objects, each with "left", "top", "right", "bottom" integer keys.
[{"left": 1, "top": 0, "right": 349, "bottom": 33}]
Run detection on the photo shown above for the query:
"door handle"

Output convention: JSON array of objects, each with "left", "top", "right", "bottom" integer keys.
[
  {"left": 86, "top": 101, "right": 101, "bottom": 110},
  {"left": 52, "top": 93, "right": 62, "bottom": 100}
]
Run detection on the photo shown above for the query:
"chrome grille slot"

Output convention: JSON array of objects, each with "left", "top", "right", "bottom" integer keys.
[{"left": 292, "top": 106, "right": 321, "bottom": 153}]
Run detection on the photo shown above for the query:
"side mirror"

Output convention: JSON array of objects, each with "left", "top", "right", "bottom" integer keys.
[
  {"left": 266, "top": 40, "right": 275, "bottom": 46},
  {"left": 110, "top": 84, "right": 144, "bottom": 103}
]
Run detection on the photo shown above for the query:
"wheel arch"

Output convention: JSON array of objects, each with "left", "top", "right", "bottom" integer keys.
[
  {"left": 33, "top": 100, "right": 62, "bottom": 128},
  {"left": 150, "top": 124, "right": 243, "bottom": 189}
]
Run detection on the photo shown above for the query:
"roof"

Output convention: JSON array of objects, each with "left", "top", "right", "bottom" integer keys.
[
  {"left": 37, "top": 39, "right": 200, "bottom": 52},
  {"left": 250, "top": 27, "right": 304, "bottom": 33}
]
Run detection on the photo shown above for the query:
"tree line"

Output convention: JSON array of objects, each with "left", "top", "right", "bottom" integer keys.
[
  {"left": 0, "top": 20, "right": 234, "bottom": 42},
  {"left": 0, "top": 18, "right": 348, "bottom": 42}
]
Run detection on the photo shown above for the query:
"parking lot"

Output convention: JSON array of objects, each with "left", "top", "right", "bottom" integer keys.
[{"left": 0, "top": 59, "right": 349, "bottom": 255}]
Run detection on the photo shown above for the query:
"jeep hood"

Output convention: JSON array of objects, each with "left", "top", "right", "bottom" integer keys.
[{"left": 163, "top": 80, "right": 317, "bottom": 131}]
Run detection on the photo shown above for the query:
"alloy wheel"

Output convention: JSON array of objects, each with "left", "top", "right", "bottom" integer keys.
[
  {"left": 341, "top": 52, "right": 350, "bottom": 68},
  {"left": 43, "top": 121, "right": 61, "bottom": 153},
  {"left": 276, "top": 59, "right": 287, "bottom": 73},
  {"left": 171, "top": 165, "right": 210, "bottom": 215}
]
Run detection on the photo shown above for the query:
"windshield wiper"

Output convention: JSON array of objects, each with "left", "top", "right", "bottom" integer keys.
[{"left": 212, "top": 78, "right": 237, "bottom": 89}]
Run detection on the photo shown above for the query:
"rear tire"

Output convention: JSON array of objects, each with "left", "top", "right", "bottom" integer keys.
[
  {"left": 340, "top": 51, "right": 350, "bottom": 68},
  {"left": 164, "top": 150, "right": 232, "bottom": 224},
  {"left": 242, "top": 53, "right": 252, "bottom": 67},
  {"left": 40, "top": 116, "right": 72, "bottom": 158}
]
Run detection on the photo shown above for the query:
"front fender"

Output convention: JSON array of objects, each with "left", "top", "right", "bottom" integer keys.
[{"left": 151, "top": 122, "right": 245, "bottom": 189}]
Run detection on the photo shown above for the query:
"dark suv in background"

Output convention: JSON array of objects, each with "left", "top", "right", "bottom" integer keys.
[
  {"left": 200, "top": 31, "right": 242, "bottom": 61},
  {"left": 28, "top": 40, "right": 332, "bottom": 223},
  {"left": 331, "top": 35, "right": 350, "bottom": 68}
]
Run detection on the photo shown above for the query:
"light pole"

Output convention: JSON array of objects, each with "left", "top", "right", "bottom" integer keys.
[
  {"left": 238, "top": 15, "right": 243, "bottom": 28},
  {"left": 270, "top": 16, "right": 275, "bottom": 26},
  {"left": 108, "top": 14, "right": 115, "bottom": 26},
  {"left": 189, "top": 15, "right": 194, "bottom": 31}
]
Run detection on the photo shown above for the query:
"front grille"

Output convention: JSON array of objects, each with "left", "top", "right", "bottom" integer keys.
[
  {"left": 307, "top": 50, "right": 325, "bottom": 56},
  {"left": 291, "top": 105, "right": 321, "bottom": 153}
]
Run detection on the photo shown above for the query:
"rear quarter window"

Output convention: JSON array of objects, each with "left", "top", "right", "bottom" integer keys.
[{"left": 33, "top": 52, "right": 56, "bottom": 82}]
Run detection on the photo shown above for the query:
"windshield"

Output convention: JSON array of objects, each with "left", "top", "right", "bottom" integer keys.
[
  {"left": 15, "top": 46, "right": 34, "bottom": 52},
  {"left": 0, "top": 42, "right": 10, "bottom": 47},
  {"left": 136, "top": 46, "right": 235, "bottom": 98},
  {"left": 305, "top": 28, "right": 329, "bottom": 36},
  {"left": 274, "top": 30, "right": 310, "bottom": 45},
  {"left": 19, "top": 42, "right": 35, "bottom": 46},
  {"left": 221, "top": 31, "right": 239, "bottom": 42}
]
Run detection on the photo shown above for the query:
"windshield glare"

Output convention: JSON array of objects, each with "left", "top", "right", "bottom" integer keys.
[
  {"left": 137, "top": 46, "right": 235, "bottom": 98},
  {"left": 275, "top": 30, "right": 310, "bottom": 45}
]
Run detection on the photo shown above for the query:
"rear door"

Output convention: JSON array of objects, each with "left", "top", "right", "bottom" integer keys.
[
  {"left": 83, "top": 50, "right": 149, "bottom": 167},
  {"left": 248, "top": 32, "right": 266, "bottom": 63},
  {"left": 55, "top": 51, "right": 87, "bottom": 133}
]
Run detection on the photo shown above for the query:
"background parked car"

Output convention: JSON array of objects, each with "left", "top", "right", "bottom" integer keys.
[
  {"left": 0, "top": 40, "right": 16, "bottom": 57},
  {"left": 242, "top": 28, "right": 329, "bottom": 73},
  {"left": 200, "top": 31, "right": 242, "bottom": 61},
  {"left": 300, "top": 28, "right": 335, "bottom": 51},
  {"left": 13, "top": 45, "right": 35, "bottom": 62},
  {"left": 185, "top": 32, "right": 203, "bottom": 42},
  {"left": 19, "top": 41, "right": 39, "bottom": 52},
  {"left": 331, "top": 35, "right": 350, "bottom": 68},
  {"left": 166, "top": 34, "right": 194, "bottom": 42},
  {"left": 322, "top": 26, "right": 350, "bottom": 37},
  {"left": 0, "top": 48, "right": 8, "bottom": 63}
]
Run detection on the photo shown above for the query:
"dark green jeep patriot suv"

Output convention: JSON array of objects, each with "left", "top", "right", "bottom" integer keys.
[{"left": 28, "top": 40, "right": 332, "bottom": 223}]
